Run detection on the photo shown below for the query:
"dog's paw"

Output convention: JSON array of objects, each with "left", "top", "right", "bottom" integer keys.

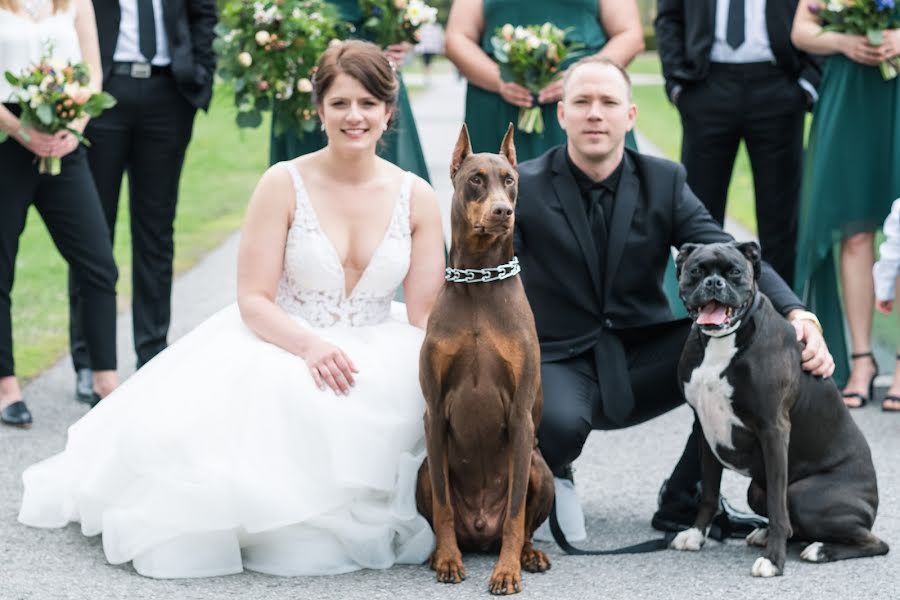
[
  {"left": 489, "top": 560, "right": 523, "bottom": 595},
  {"left": 800, "top": 542, "right": 826, "bottom": 563},
  {"left": 520, "top": 544, "right": 551, "bottom": 573},
  {"left": 671, "top": 527, "right": 706, "bottom": 551},
  {"left": 430, "top": 549, "right": 466, "bottom": 584},
  {"left": 746, "top": 527, "right": 769, "bottom": 547},
  {"left": 751, "top": 556, "right": 782, "bottom": 578}
]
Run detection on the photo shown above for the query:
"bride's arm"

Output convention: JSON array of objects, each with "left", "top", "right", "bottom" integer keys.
[
  {"left": 403, "top": 178, "right": 446, "bottom": 329},
  {"left": 237, "top": 166, "right": 357, "bottom": 394}
]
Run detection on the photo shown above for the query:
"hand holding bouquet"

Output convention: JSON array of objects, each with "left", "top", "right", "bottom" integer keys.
[
  {"left": 214, "top": 0, "right": 348, "bottom": 136},
  {"left": 491, "top": 23, "right": 582, "bottom": 134},
  {"left": 1, "top": 56, "right": 115, "bottom": 175},
  {"left": 359, "top": 0, "right": 439, "bottom": 48},
  {"left": 810, "top": 0, "right": 900, "bottom": 79}
]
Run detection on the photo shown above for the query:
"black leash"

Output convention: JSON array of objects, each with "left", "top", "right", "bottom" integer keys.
[{"left": 548, "top": 499, "right": 726, "bottom": 555}]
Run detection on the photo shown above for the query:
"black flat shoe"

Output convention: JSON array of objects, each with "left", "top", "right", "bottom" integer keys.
[
  {"left": 651, "top": 480, "right": 767, "bottom": 540},
  {"left": 75, "top": 368, "right": 93, "bottom": 404},
  {"left": 1, "top": 400, "right": 33, "bottom": 427},
  {"left": 842, "top": 351, "right": 879, "bottom": 409}
]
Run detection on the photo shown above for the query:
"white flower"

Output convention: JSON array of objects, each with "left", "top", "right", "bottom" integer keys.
[
  {"left": 501, "top": 24, "right": 514, "bottom": 41},
  {"left": 255, "top": 30, "right": 271, "bottom": 46},
  {"left": 237, "top": 52, "right": 253, "bottom": 67},
  {"left": 514, "top": 26, "right": 528, "bottom": 40},
  {"left": 540, "top": 22, "right": 552, "bottom": 38},
  {"left": 406, "top": 2, "right": 423, "bottom": 26},
  {"left": 292, "top": 8, "right": 301, "bottom": 18},
  {"left": 826, "top": 0, "right": 843, "bottom": 10},
  {"left": 39, "top": 75, "right": 54, "bottom": 92},
  {"left": 223, "top": 30, "right": 236, "bottom": 43},
  {"left": 526, "top": 35, "right": 541, "bottom": 50},
  {"left": 16, "top": 89, "right": 30, "bottom": 103},
  {"left": 297, "top": 78, "right": 313, "bottom": 93}
]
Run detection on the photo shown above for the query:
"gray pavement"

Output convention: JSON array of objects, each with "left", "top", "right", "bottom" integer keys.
[{"left": 1, "top": 70, "right": 898, "bottom": 600}]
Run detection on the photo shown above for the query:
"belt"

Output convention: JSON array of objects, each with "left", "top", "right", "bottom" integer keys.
[
  {"left": 709, "top": 61, "right": 784, "bottom": 78},
  {"left": 111, "top": 62, "right": 171, "bottom": 79}
]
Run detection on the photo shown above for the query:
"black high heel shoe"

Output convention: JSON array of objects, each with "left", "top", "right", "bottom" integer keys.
[
  {"left": 882, "top": 354, "right": 900, "bottom": 412},
  {"left": 842, "top": 351, "right": 879, "bottom": 409},
  {"left": 1, "top": 400, "right": 33, "bottom": 427}
]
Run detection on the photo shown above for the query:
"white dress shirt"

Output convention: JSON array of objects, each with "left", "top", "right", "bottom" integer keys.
[
  {"left": 874, "top": 199, "right": 900, "bottom": 302},
  {"left": 0, "top": 6, "right": 82, "bottom": 102},
  {"left": 113, "top": 0, "right": 171, "bottom": 66},
  {"left": 710, "top": 0, "right": 776, "bottom": 64}
]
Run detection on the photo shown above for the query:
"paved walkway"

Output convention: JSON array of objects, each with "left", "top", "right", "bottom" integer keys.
[{"left": 1, "top": 71, "right": 897, "bottom": 600}]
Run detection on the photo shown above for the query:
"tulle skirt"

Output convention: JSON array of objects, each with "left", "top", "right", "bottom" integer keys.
[{"left": 19, "top": 303, "right": 435, "bottom": 578}]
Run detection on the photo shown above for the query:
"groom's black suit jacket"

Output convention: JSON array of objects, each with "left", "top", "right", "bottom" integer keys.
[
  {"left": 93, "top": 0, "right": 218, "bottom": 110},
  {"left": 655, "top": 0, "right": 822, "bottom": 99},
  {"left": 514, "top": 146, "right": 802, "bottom": 368}
]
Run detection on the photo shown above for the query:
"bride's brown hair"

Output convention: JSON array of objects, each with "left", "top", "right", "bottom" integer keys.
[
  {"left": 313, "top": 40, "right": 399, "bottom": 128},
  {"left": 0, "top": 0, "right": 71, "bottom": 14}
]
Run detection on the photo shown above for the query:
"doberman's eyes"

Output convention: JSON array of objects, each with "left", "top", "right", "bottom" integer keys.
[
  {"left": 504, "top": 176, "right": 515, "bottom": 186},
  {"left": 469, "top": 174, "right": 483, "bottom": 186}
]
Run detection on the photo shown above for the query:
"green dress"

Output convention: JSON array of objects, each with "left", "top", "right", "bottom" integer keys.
[
  {"left": 465, "top": 0, "right": 637, "bottom": 160},
  {"left": 794, "top": 54, "right": 900, "bottom": 387},
  {"left": 268, "top": 0, "right": 430, "bottom": 182}
]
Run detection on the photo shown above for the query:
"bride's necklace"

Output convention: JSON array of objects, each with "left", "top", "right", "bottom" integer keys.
[{"left": 22, "top": 0, "right": 50, "bottom": 20}]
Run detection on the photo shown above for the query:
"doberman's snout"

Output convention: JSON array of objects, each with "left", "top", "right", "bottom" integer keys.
[{"left": 489, "top": 201, "right": 513, "bottom": 224}]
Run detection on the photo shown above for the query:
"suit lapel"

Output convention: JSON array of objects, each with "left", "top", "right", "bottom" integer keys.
[
  {"left": 550, "top": 148, "right": 604, "bottom": 303},
  {"left": 603, "top": 152, "right": 638, "bottom": 303}
]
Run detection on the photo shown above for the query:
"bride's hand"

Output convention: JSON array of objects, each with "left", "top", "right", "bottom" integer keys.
[{"left": 303, "top": 337, "right": 358, "bottom": 394}]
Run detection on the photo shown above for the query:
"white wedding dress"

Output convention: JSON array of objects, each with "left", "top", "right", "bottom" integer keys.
[{"left": 18, "top": 163, "right": 435, "bottom": 578}]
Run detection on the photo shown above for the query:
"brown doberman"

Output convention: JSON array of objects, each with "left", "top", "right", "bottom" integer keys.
[{"left": 415, "top": 124, "right": 555, "bottom": 595}]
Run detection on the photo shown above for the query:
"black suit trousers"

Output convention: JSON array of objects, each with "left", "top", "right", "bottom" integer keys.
[
  {"left": 0, "top": 138, "right": 118, "bottom": 377},
  {"left": 677, "top": 63, "right": 806, "bottom": 287},
  {"left": 538, "top": 319, "right": 702, "bottom": 488},
  {"left": 69, "top": 71, "right": 196, "bottom": 370}
]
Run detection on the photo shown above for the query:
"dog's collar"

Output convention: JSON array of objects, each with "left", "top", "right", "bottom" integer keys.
[{"left": 445, "top": 257, "right": 520, "bottom": 283}]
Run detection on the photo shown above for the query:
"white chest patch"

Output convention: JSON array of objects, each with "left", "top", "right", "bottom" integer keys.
[{"left": 683, "top": 335, "right": 750, "bottom": 476}]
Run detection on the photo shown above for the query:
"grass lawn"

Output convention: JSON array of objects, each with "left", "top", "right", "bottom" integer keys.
[{"left": 10, "top": 82, "right": 270, "bottom": 380}]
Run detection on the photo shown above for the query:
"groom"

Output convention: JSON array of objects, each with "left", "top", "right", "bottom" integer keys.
[{"left": 513, "top": 55, "right": 834, "bottom": 538}]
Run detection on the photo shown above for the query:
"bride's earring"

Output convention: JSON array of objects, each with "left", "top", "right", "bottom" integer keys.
[
  {"left": 320, "top": 123, "right": 325, "bottom": 132},
  {"left": 382, "top": 123, "right": 388, "bottom": 132}
]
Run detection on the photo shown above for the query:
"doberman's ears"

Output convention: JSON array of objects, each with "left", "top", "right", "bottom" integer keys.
[
  {"left": 499, "top": 123, "right": 516, "bottom": 169},
  {"left": 450, "top": 124, "right": 473, "bottom": 179}
]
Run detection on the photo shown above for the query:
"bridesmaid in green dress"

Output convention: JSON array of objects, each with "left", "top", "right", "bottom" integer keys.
[
  {"left": 792, "top": 4, "right": 900, "bottom": 403},
  {"left": 444, "top": 0, "right": 644, "bottom": 161},
  {"left": 269, "top": 0, "right": 430, "bottom": 183}
]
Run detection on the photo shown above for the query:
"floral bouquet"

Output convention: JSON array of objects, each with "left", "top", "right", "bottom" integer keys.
[
  {"left": 490, "top": 23, "right": 583, "bottom": 134},
  {"left": 811, "top": 0, "right": 900, "bottom": 79},
  {"left": 359, "top": 0, "right": 439, "bottom": 48},
  {"left": 214, "top": 0, "right": 349, "bottom": 136},
  {"left": 0, "top": 55, "right": 116, "bottom": 175}
]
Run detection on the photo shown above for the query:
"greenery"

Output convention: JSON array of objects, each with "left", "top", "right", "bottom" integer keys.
[{"left": 10, "top": 82, "right": 270, "bottom": 380}]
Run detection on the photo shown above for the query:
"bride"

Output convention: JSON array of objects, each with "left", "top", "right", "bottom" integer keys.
[{"left": 18, "top": 40, "right": 446, "bottom": 578}]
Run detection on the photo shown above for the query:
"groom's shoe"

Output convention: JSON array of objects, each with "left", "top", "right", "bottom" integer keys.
[
  {"left": 1, "top": 400, "right": 33, "bottom": 427},
  {"left": 75, "top": 368, "right": 93, "bottom": 405},
  {"left": 534, "top": 465, "right": 587, "bottom": 542},
  {"left": 651, "top": 479, "right": 767, "bottom": 539}
]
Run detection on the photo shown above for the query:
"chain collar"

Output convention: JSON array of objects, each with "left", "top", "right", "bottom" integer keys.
[{"left": 445, "top": 257, "right": 520, "bottom": 283}]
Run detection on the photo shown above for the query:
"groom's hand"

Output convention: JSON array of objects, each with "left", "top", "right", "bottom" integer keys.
[
  {"left": 304, "top": 337, "right": 358, "bottom": 395},
  {"left": 787, "top": 310, "right": 835, "bottom": 378}
]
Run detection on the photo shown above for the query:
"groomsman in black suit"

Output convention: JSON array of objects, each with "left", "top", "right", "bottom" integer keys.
[
  {"left": 70, "top": 0, "right": 217, "bottom": 401},
  {"left": 514, "top": 56, "right": 834, "bottom": 540},
  {"left": 655, "top": 0, "right": 822, "bottom": 288}
]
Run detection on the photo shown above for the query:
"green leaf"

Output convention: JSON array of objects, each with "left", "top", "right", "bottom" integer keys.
[
  {"left": 235, "top": 109, "right": 263, "bottom": 128},
  {"left": 36, "top": 103, "right": 53, "bottom": 125},
  {"left": 5, "top": 71, "right": 18, "bottom": 85},
  {"left": 0, "top": 130, "right": 8, "bottom": 142}
]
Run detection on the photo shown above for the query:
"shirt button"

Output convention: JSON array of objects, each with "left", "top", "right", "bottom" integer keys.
[
  {"left": 567, "top": 348, "right": 575, "bottom": 355},
  {"left": 603, "top": 318, "right": 612, "bottom": 328}
]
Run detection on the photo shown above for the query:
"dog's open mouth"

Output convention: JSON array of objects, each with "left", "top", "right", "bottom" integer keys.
[{"left": 687, "top": 300, "right": 742, "bottom": 330}]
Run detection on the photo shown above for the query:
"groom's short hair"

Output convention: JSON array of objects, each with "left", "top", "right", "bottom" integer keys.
[{"left": 562, "top": 56, "right": 633, "bottom": 101}]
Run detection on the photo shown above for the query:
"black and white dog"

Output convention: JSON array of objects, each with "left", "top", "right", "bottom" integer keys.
[{"left": 670, "top": 241, "right": 888, "bottom": 577}]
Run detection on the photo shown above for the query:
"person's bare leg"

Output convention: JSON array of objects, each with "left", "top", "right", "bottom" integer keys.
[
  {"left": 0, "top": 375, "right": 22, "bottom": 410},
  {"left": 92, "top": 370, "right": 119, "bottom": 398},
  {"left": 840, "top": 232, "right": 878, "bottom": 407}
]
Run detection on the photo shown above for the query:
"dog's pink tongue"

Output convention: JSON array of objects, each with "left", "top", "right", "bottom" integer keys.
[{"left": 697, "top": 301, "right": 728, "bottom": 326}]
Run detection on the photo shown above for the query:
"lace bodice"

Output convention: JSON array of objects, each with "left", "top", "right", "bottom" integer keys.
[{"left": 275, "top": 162, "right": 413, "bottom": 327}]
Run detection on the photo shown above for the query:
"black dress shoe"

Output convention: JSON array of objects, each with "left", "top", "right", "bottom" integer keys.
[
  {"left": 651, "top": 479, "right": 767, "bottom": 540},
  {"left": 75, "top": 368, "right": 93, "bottom": 404},
  {"left": 1, "top": 400, "right": 33, "bottom": 427}
]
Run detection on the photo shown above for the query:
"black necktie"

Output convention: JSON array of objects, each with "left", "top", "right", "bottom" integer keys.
[
  {"left": 726, "top": 0, "right": 745, "bottom": 49},
  {"left": 588, "top": 187, "right": 609, "bottom": 296},
  {"left": 137, "top": 0, "right": 157, "bottom": 62}
]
